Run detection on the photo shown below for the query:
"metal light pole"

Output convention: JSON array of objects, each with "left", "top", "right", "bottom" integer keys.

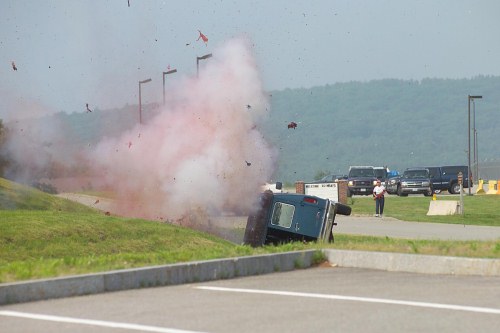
[
  {"left": 196, "top": 53, "right": 212, "bottom": 78},
  {"left": 138, "top": 78, "right": 152, "bottom": 124},
  {"left": 162, "top": 69, "right": 177, "bottom": 105},
  {"left": 467, "top": 95, "right": 482, "bottom": 195},
  {"left": 472, "top": 98, "right": 481, "bottom": 184}
]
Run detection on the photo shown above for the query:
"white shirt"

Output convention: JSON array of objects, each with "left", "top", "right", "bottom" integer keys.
[{"left": 373, "top": 185, "right": 386, "bottom": 196}]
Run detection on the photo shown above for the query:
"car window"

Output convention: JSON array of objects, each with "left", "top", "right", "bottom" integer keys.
[
  {"left": 404, "top": 170, "right": 429, "bottom": 178},
  {"left": 349, "top": 169, "right": 375, "bottom": 177},
  {"left": 270, "top": 202, "right": 294, "bottom": 228},
  {"left": 442, "top": 166, "right": 466, "bottom": 176},
  {"left": 374, "top": 169, "right": 387, "bottom": 179},
  {"left": 426, "top": 167, "right": 439, "bottom": 178}
]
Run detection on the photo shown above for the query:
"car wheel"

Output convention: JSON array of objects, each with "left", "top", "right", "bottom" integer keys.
[
  {"left": 433, "top": 189, "right": 441, "bottom": 194},
  {"left": 243, "top": 191, "right": 272, "bottom": 247},
  {"left": 449, "top": 182, "right": 460, "bottom": 195},
  {"left": 335, "top": 203, "right": 352, "bottom": 216},
  {"left": 424, "top": 190, "right": 432, "bottom": 197}
]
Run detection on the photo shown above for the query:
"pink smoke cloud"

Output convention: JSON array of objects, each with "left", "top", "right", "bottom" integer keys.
[{"left": 91, "top": 37, "right": 277, "bottom": 219}]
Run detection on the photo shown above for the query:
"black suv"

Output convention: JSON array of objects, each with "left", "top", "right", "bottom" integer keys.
[{"left": 347, "top": 166, "right": 378, "bottom": 197}]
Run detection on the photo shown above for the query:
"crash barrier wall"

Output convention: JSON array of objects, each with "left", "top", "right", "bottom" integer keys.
[
  {"left": 487, "top": 180, "right": 498, "bottom": 195},
  {"left": 295, "top": 181, "right": 305, "bottom": 194},
  {"left": 476, "top": 179, "right": 485, "bottom": 194},
  {"left": 0, "top": 251, "right": 317, "bottom": 305},
  {"left": 475, "top": 179, "right": 500, "bottom": 195}
]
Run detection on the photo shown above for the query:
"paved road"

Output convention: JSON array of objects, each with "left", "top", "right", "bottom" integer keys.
[
  {"left": 335, "top": 215, "right": 500, "bottom": 241},
  {"left": 1, "top": 267, "right": 499, "bottom": 333}
]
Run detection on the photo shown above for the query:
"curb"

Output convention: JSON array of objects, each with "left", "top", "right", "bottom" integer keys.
[
  {"left": 0, "top": 250, "right": 318, "bottom": 305},
  {"left": 323, "top": 249, "right": 500, "bottom": 276},
  {"left": 1, "top": 249, "right": 499, "bottom": 305}
]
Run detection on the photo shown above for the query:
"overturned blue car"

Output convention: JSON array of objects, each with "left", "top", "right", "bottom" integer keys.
[{"left": 244, "top": 184, "right": 351, "bottom": 247}]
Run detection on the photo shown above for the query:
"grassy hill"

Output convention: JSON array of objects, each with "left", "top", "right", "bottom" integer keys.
[{"left": 0, "top": 178, "right": 266, "bottom": 283}]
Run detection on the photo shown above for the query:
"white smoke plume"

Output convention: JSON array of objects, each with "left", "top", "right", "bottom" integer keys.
[{"left": 90, "top": 37, "right": 277, "bottom": 219}]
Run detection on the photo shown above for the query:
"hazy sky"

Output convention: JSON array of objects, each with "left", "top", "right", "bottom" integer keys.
[{"left": 1, "top": 0, "right": 499, "bottom": 119}]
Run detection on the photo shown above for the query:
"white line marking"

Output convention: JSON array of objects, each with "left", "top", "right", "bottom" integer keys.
[
  {"left": 0, "top": 310, "right": 208, "bottom": 333},
  {"left": 196, "top": 286, "right": 500, "bottom": 315}
]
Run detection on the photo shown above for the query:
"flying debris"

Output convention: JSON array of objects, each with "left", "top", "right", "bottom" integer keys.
[
  {"left": 287, "top": 121, "right": 298, "bottom": 129},
  {"left": 186, "top": 43, "right": 191, "bottom": 46},
  {"left": 11, "top": 61, "right": 17, "bottom": 71},
  {"left": 245, "top": 160, "right": 252, "bottom": 166},
  {"left": 128, "top": 141, "right": 132, "bottom": 149},
  {"left": 246, "top": 104, "right": 252, "bottom": 110},
  {"left": 127, "top": 0, "right": 130, "bottom": 7},
  {"left": 86, "top": 103, "right": 92, "bottom": 113},
  {"left": 197, "top": 30, "right": 208, "bottom": 45},
  {"left": 94, "top": 199, "right": 100, "bottom": 205}
]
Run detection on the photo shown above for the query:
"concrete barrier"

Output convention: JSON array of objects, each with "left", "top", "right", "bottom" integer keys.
[
  {"left": 427, "top": 200, "right": 459, "bottom": 215},
  {"left": 487, "top": 180, "right": 498, "bottom": 195},
  {"left": 476, "top": 179, "right": 485, "bottom": 194}
]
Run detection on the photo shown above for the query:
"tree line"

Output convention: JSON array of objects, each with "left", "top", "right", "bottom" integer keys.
[{"left": 1, "top": 76, "right": 499, "bottom": 185}]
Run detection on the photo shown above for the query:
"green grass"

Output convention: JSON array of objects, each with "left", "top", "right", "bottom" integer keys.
[
  {"left": 347, "top": 194, "right": 500, "bottom": 226},
  {"left": 0, "top": 210, "right": 253, "bottom": 283},
  {"left": 1, "top": 178, "right": 500, "bottom": 283},
  {"left": 323, "top": 235, "right": 500, "bottom": 259}
]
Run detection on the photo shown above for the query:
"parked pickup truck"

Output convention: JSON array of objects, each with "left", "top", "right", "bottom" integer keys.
[
  {"left": 347, "top": 166, "right": 378, "bottom": 197},
  {"left": 243, "top": 184, "right": 351, "bottom": 247},
  {"left": 424, "top": 166, "right": 470, "bottom": 194},
  {"left": 386, "top": 167, "right": 433, "bottom": 197}
]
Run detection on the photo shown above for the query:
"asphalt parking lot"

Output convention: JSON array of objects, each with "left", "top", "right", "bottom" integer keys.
[{"left": 1, "top": 267, "right": 500, "bottom": 333}]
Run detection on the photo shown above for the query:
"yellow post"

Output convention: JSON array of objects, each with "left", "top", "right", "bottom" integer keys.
[{"left": 476, "top": 179, "right": 485, "bottom": 194}]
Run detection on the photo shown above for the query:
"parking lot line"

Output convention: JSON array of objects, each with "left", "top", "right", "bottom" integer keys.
[
  {"left": 0, "top": 310, "right": 208, "bottom": 333},
  {"left": 196, "top": 286, "right": 500, "bottom": 315}
]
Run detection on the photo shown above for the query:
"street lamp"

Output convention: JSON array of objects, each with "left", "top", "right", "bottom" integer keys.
[
  {"left": 472, "top": 99, "right": 477, "bottom": 183},
  {"left": 162, "top": 69, "right": 177, "bottom": 105},
  {"left": 139, "top": 78, "right": 152, "bottom": 124},
  {"left": 467, "top": 95, "right": 482, "bottom": 195},
  {"left": 196, "top": 53, "right": 212, "bottom": 78}
]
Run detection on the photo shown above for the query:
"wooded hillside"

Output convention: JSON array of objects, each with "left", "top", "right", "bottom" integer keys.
[{"left": 2, "top": 76, "right": 499, "bottom": 184}]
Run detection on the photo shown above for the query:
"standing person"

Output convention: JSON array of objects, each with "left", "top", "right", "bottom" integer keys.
[{"left": 373, "top": 179, "right": 386, "bottom": 217}]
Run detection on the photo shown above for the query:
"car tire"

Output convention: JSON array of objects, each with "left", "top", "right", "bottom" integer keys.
[
  {"left": 243, "top": 191, "right": 272, "bottom": 247},
  {"left": 335, "top": 203, "right": 352, "bottom": 216},
  {"left": 449, "top": 182, "right": 460, "bottom": 195},
  {"left": 424, "top": 190, "right": 433, "bottom": 197},
  {"left": 433, "top": 189, "right": 441, "bottom": 194}
]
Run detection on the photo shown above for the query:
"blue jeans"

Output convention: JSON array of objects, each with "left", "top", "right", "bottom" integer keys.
[{"left": 375, "top": 197, "right": 385, "bottom": 215}]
